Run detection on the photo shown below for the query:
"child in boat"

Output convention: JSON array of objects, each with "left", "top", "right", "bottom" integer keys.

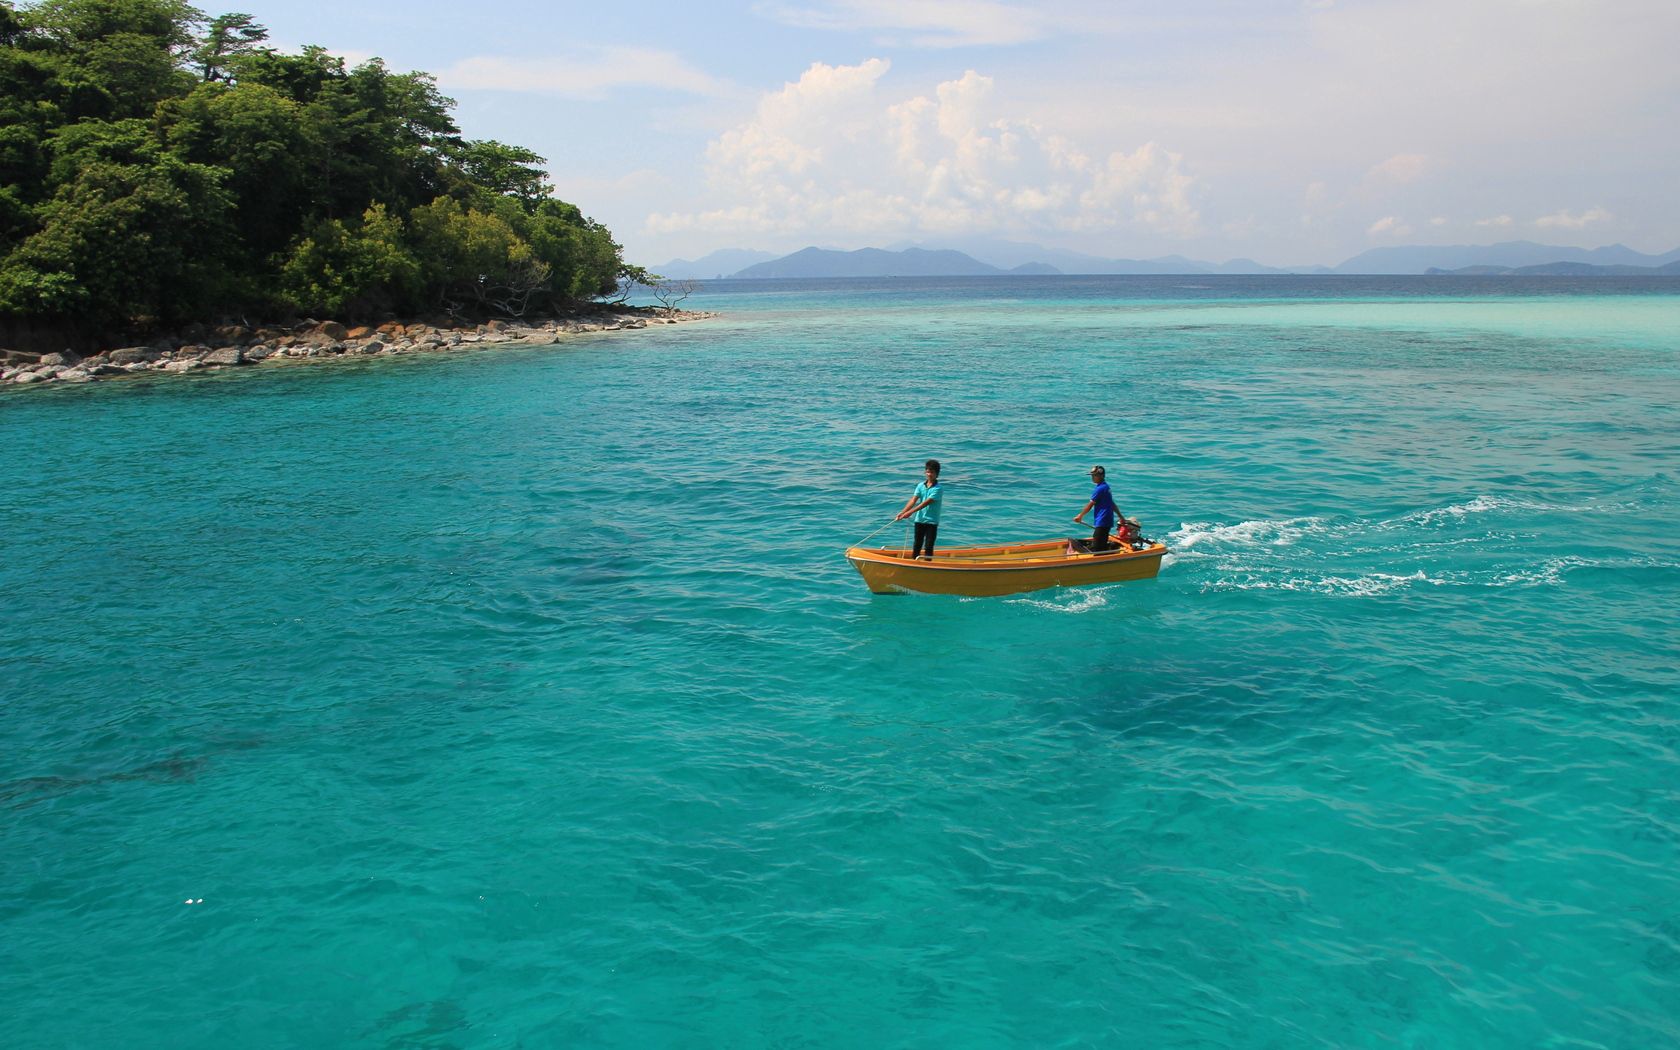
[
  {"left": 894, "top": 459, "right": 944, "bottom": 560},
  {"left": 1073, "top": 465, "right": 1122, "bottom": 551}
]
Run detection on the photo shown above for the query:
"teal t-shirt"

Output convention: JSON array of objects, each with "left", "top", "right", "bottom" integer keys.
[{"left": 911, "top": 481, "right": 943, "bottom": 524}]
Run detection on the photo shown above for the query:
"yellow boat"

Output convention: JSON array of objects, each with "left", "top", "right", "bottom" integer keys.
[{"left": 845, "top": 538, "right": 1169, "bottom": 597}]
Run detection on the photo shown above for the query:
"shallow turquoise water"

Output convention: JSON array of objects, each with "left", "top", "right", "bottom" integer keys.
[{"left": 4, "top": 277, "right": 1679, "bottom": 1047}]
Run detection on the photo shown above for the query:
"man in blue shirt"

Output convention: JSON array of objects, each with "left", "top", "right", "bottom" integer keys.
[
  {"left": 1072, "top": 465, "right": 1121, "bottom": 552},
  {"left": 895, "top": 459, "right": 944, "bottom": 560}
]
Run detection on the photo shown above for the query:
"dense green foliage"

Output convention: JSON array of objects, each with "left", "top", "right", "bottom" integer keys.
[{"left": 0, "top": 0, "right": 634, "bottom": 329}]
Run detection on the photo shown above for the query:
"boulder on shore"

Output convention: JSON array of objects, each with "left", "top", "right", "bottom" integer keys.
[
  {"left": 108, "top": 347, "right": 162, "bottom": 364},
  {"left": 2, "top": 308, "right": 711, "bottom": 392}
]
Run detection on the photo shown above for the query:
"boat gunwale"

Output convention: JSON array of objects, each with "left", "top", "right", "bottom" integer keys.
[{"left": 845, "top": 540, "right": 1167, "bottom": 574}]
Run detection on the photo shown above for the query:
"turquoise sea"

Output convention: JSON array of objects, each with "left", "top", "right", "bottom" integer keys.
[{"left": 4, "top": 275, "right": 1679, "bottom": 1048}]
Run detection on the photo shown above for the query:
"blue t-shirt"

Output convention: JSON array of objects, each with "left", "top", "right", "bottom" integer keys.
[
  {"left": 911, "top": 481, "right": 943, "bottom": 524},
  {"left": 1090, "top": 481, "right": 1117, "bottom": 529}
]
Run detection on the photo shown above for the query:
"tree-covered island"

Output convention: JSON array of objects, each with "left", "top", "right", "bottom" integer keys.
[{"left": 0, "top": 0, "right": 682, "bottom": 383}]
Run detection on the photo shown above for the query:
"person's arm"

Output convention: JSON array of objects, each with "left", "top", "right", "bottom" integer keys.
[
  {"left": 1072, "top": 498, "right": 1095, "bottom": 524},
  {"left": 897, "top": 495, "right": 932, "bottom": 520}
]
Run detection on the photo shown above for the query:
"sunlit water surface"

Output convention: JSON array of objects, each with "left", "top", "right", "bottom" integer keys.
[{"left": 4, "top": 277, "right": 1679, "bottom": 1047}]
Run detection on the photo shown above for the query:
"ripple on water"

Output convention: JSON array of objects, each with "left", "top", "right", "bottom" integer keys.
[{"left": 3, "top": 279, "right": 1679, "bottom": 1047}]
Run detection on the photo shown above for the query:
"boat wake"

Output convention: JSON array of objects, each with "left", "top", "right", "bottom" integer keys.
[
  {"left": 1163, "top": 494, "right": 1670, "bottom": 597},
  {"left": 1001, "top": 587, "right": 1112, "bottom": 614}
]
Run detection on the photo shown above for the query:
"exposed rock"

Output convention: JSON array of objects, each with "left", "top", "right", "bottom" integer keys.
[{"left": 2, "top": 308, "right": 707, "bottom": 393}]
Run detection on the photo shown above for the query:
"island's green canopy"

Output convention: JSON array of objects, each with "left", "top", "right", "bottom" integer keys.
[{"left": 0, "top": 0, "right": 644, "bottom": 334}]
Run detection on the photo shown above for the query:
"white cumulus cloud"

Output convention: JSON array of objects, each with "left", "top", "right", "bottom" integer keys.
[
  {"left": 647, "top": 59, "right": 1199, "bottom": 243},
  {"left": 1475, "top": 214, "right": 1514, "bottom": 227},
  {"left": 1365, "top": 153, "right": 1433, "bottom": 185},
  {"left": 1367, "top": 215, "right": 1412, "bottom": 237},
  {"left": 1535, "top": 206, "right": 1613, "bottom": 230}
]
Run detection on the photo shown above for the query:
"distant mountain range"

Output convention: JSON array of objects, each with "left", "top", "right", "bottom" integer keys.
[
  {"left": 1427, "top": 260, "right": 1680, "bottom": 276},
  {"left": 653, "top": 249, "right": 781, "bottom": 279},
  {"left": 1334, "top": 241, "right": 1680, "bottom": 274},
  {"left": 654, "top": 239, "right": 1680, "bottom": 279},
  {"left": 732, "top": 246, "right": 1053, "bottom": 279}
]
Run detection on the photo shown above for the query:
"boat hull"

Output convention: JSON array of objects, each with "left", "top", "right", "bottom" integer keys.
[{"left": 845, "top": 539, "right": 1167, "bottom": 597}]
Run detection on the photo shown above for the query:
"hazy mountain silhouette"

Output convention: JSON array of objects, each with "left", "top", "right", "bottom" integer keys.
[
  {"left": 1428, "top": 259, "right": 1680, "bottom": 276},
  {"left": 653, "top": 249, "right": 779, "bottom": 279},
  {"left": 668, "top": 240, "right": 1680, "bottom": 278},
  {"left": 1334, "top": 240, "right": 1680, "bottom": 274},
  {"left": 732, "top": 247, "right": 1017, "bottom": 278}
]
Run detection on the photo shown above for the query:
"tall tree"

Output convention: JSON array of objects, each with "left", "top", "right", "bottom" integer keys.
[
  {"left": 191, "top": 9, "right": 262, "bottom": 82},
  {"left": 0, "top": 0, "right": 637, "bottom": 332}
]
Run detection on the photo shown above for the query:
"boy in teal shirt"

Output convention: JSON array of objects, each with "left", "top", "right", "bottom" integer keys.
[{"left": 895, "top": 459, "right": 944, "bottom": 559}]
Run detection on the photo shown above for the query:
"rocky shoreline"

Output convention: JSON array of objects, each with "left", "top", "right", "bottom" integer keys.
[{"left": 0, "top": 306, "right": 716, "bottom": 389}]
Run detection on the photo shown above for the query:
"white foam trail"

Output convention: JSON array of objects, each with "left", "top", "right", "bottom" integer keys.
[
  {"left": 1205, "top": 569, "right": 1431, "bottom": 596},
  {"left": 1407, "top": 494, "right": 1604, "bottom": 526},
  {"left": 1175, "top": 496, "right": 1610, "bottom": 554},
  {"left": 1005, "top": 587, "right": 1112, "bottom": 614},
  {"left": 1315, "top": 570, "right": 1431, "bottom": 596},
  {"left": 1168, "top": 516, "right": 1327, "bottom": 551},
  {"left": 1497, "top": 556, "right": 1596, "bottom": 587}
]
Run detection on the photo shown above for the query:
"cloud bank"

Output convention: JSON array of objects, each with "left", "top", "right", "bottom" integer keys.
[{"left": 648, "top": 59, "right": 1198, "bottom": 245}]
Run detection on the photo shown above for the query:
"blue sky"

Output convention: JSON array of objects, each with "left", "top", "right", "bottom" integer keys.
[{"left": 243, "top": 1, "right": 1680, "bottom": 267}]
